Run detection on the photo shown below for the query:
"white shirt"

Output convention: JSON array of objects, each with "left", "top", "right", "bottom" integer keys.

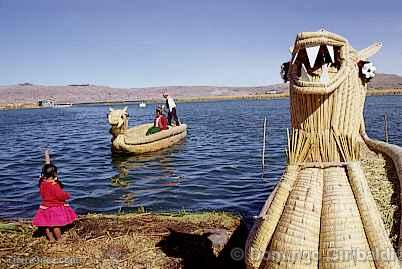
[{"left": 167, "top": 97, "right": 176, "bottom": 112}]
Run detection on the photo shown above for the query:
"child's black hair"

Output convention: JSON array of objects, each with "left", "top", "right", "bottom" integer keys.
[
  {"left": 39, "top": 163, "right": 63, "bottom": 188},
  {"left": 42, "top": 163, "right": 57, "bottom": 178}
]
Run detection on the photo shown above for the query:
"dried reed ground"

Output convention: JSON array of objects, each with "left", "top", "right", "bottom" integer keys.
[
  {"left": 361, "top": 142, "right": 401, "bottom": 248},
  {"left": 0, "top": 212, "right": 245, "bottom": 269},
  {"left": 0, "top": 145, "right": 400, "bottom": 268}
]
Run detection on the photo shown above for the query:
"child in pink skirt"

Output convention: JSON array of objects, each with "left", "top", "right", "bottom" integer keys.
[{"left": 32, "top": 163, "right": 77, "bottom": 241}]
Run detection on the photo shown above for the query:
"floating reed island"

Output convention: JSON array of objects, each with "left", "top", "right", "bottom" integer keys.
[
  {"left": 360, "top": 142, "right": 400, "bottom": 248},
  {"left": 246, "top": 29, "right": 402, "bottom": 268},
  {"left": 0, "top": 212, "right": 246, "bottom": 269}
]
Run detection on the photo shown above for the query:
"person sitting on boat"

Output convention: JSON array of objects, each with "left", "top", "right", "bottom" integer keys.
[
  {"left": 146, "top": 106, "right": 168, "bottom": 136},
  {"left": 162, "top": 92, "right": 180, "bottom": 126}
]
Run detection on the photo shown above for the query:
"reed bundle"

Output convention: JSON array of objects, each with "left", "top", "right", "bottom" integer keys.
[
  {"left": 347, "top": 162, "right": 400, "bottom": 268},
  {"left": 265, "top": 167, "right": 323, "bottom": 268},
  {"left": 286, "top": 128, "right": 360, "bottom": 164},
  {"left": 334, "top": 132, "right": 360, "bottom": 161},
  {"left": 362, "top": 132, "right": 402, "bottom": 258},
  {"left": 361, "top": 142, "right": 400, "bottom": 248},
  {"left": 319, "top": 166, "right": 376, "bottom": 268},
  {"left": 245, "top": 165, "right": 299, "bottom": 269}
]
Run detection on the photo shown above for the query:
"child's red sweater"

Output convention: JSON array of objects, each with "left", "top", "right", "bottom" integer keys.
[
  {"left": 158, "top": 115, "right": 168, "bottom": 130},
  {"left": 40, "top": 179, "right": 70, "bottom": 207}
]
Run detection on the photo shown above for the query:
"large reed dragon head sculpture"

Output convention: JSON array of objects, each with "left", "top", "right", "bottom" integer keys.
[
  {"left": 281, "top": 29, "right": 382, "bottom": 163},
  {"left": 284, "top": 29, "right": 381, "bottom": 95}
]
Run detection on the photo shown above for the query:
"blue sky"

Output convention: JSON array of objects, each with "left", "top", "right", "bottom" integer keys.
[{"left": 1, "top": 0, "right": 401, "bottom": 87}]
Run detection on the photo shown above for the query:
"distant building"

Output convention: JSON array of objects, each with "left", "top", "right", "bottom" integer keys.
[
  {"left": 68, "top": 84, "right": 90, "bottom": 87},
  {"left": 18, "top": 82, "right": 34, "bottom": 86},
  {"left": 38, "top": 99, "right": 55, "bottom": 107},
  {"left": 38, "top": 99, "right": 72, "bottom": 108}
]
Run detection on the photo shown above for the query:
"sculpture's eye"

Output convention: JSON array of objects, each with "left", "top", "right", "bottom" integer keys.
[
  {"left": 358, "top": 61, "right": 376, "bottom": 83},
  {"left": 121, "top": 115, "right": 124, "bottom": 119},
  {"left": 127, "top": 114, "right": 130, "bottom": 118}
]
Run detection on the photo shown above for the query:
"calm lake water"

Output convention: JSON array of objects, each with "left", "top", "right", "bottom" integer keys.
[{"left": 0, "top": 96, "right": 401, "bottom": 219}]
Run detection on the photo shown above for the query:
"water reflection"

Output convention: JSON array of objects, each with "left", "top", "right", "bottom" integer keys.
[
  {"left": 110, "top": 142, "right": 187, "bottom": 208},
  {"left": 110, "top": 142, "right": 185, "bottom": 183},
  {"left": 117, "top": 192, "right": 136, "bottom": 207}
]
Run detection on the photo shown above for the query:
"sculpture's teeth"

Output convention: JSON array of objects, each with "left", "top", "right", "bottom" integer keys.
[
  {"left": 301, "top": 64, "right": 311, "bottom": 82},
  {"left": 292, "top": 51, "right": 298, "bottom": 64},
  {"left": 320, "top": 64, "right": 330, "bottom": 84},
  {"left": 326, "top": 45, "right": 335, "bottom": 63},
  {"left": 306, "top": 46, "right": 320, "bottom": 67}
]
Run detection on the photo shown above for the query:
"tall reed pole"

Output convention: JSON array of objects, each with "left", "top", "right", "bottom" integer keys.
[
  {"left": 384, "top": 112, "right": 389, "bottom": 143},
  {"left": 262, "top": 117, "right": 267, "bottom": 179}
]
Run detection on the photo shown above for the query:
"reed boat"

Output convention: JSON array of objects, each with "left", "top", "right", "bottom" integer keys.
[
  {"left": 107, "top": 107, "right": 187, "bottom": 154},
  {"left": 245, "top": 29, "right": 402, "bottom": 269}
]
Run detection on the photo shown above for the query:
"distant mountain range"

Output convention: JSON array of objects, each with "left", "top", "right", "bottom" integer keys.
[
  {"left": 0, "top": 73, "right": 401, "bottom": 105},
  {"left": 265, "top": 73, "right": 402, "bottom": 92},
  {"left": 368, "top": 73, "right": 402, "bottom": 89}
]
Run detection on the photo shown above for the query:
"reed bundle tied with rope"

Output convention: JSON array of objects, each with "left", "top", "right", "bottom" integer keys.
[{"left": 286, "top": 128, "right": 360, "bottom": 165}]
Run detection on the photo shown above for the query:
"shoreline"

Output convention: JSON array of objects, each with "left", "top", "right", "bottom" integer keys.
[
  {"left": 0, "top": 211, "right": 245, "bottom": 268},
  {"left": 1, "top": 88, "right": 401, "bottom": 111}
]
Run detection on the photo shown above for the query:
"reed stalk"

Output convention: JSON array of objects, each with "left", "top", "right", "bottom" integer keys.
[
  {"left": 384, "top": 112, "right": 389, "bottom": 143},
  {"left": 261, "top": 117, "right": 267, "bottom": 178}
]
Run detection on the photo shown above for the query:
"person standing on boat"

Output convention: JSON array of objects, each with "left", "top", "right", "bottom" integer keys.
[{"left": 162, "top": 92, "right": 180, "bottom": 126}]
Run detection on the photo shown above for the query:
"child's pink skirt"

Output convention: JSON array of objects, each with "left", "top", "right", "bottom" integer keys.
[{"left": 32, "top": 204, "right": 77, "bottom": 227}]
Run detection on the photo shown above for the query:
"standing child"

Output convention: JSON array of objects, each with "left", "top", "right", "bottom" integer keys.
[{"left": 32, "top": 151, "right": 77, "bottom": 241}]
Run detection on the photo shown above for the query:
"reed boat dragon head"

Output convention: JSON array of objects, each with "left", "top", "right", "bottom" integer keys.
[
  {"left": 108, "top": 107, "right": 129, "bottom": 139},
  {"left": 282, "top": 29, "right": 382, "bottom": 138},
  {"left": 285, "top": 29, "right": 381, "bottom": 95}
]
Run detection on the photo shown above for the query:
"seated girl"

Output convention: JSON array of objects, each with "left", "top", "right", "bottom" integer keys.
[{"left": 146, "top": 107, "right": 168, "bottom": 136}]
